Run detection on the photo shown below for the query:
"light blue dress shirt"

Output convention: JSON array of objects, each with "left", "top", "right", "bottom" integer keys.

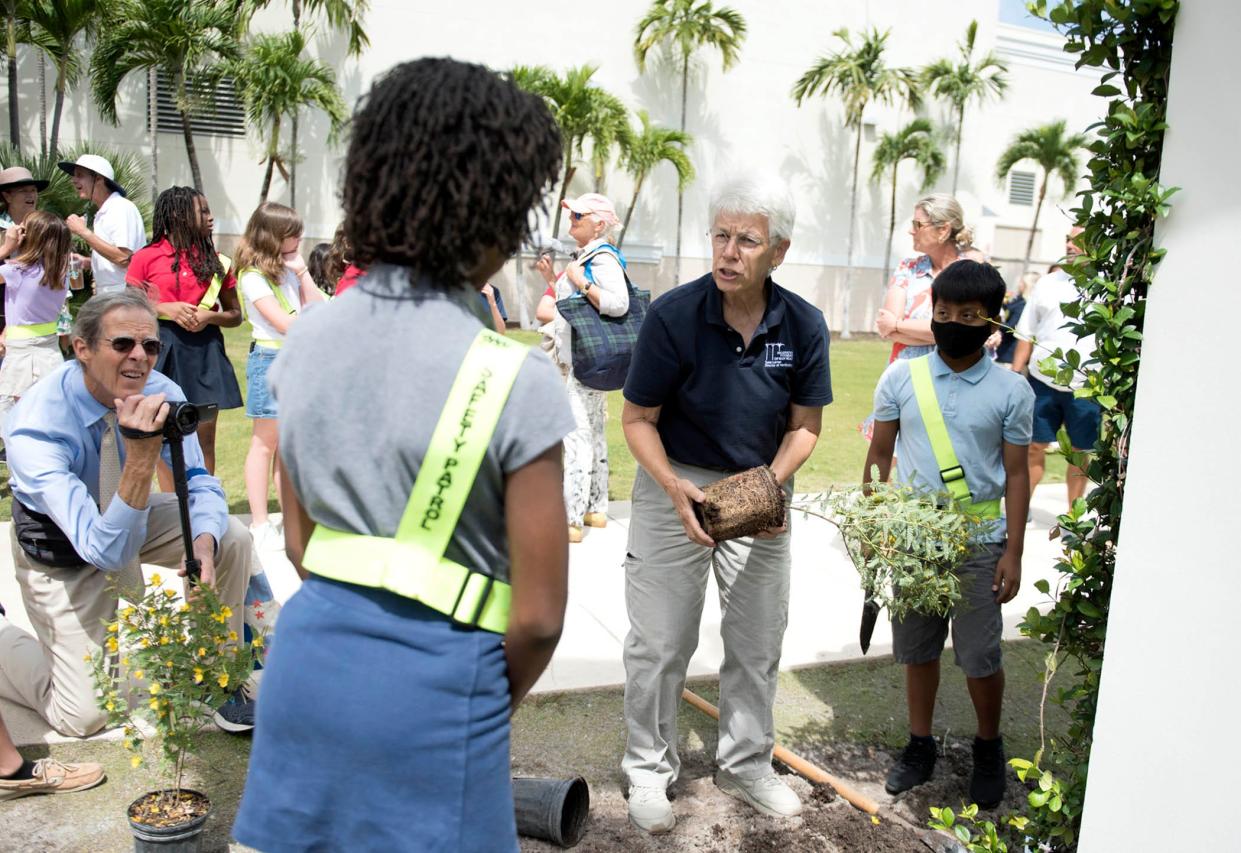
[
  {"left": 873, "top": 351, "right": 1035, "bottom": 543},
  {"left": 4, "top": 360, "right": 228, "bottom": 570}
]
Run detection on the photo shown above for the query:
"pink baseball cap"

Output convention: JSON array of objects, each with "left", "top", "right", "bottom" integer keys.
[{"left": 562, "top": 193, "right": 620, "bottom": 227}]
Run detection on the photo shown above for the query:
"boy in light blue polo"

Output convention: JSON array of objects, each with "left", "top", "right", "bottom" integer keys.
[{"left": 863, "top": 260, "right": 1034, "bottom": 810}]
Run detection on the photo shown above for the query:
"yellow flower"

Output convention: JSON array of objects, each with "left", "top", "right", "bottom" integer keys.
[
  {"left": 150, "top": 573, "right": 163, "bottom": 586},
  {"left": 123, "top": 738, "right": 133, "bottom": 750},
  {"left": 121, "top": 656, "right": 130, "bottom": 667},
  {"left": 211, "top": 611, "right": 226, "bottom": 624},
  {"left": 105, "top": 701, "right": 115, "bottom": 712},
  {"left": 251, "top": 635, "right": 264, "bottom": 649},
  {"left": 164, "top": 660, "right": 173, "bottom": 668},
  {"left": 149, "top": 683, "right": 161, "bottom": 695},
  {"left": 82, "top": 653, "right": 92, "bottom": 662},
  {"left": 159, "top": 636, "right": 170, "bottom": 646},
  {"left": 133, "top": 669, "right": 144, "bottom": 680},
  {"left": 159, "top": 615, "right": 170, "bottom": 627},
  {"left": 228, "top": 631, "right": 238, "bottom": 642},
  {"left": 122, "top": 606, "right": 136, "bottom": 619},
  {"left": 107, "top": 622, "right": 119, "bottom": 633},
  {"left": 105, "top": 637, "right": 118, "bottom": 653},
  {"left": 217, "top": 673, "right": 229, "bottom": 689},
  {"left": 220, "top": 606, "right": 232, "bottom": 619},
  {"left": 180, "top": 603, "right": 190, "bottom": 613},
  {"left": 149, "top": 698, "right": 160, "bottom": 711},
  {"left": 871, "top": 815, "right": 881, "bottom": 826},
  {"left": 196, "top": 647, "right": 207, "bottom": 658},
  {"left": 193, "top": 667, "right": 204, "bottom": 684},
  {"left": 140, "top": 638, "right": 150, "bottom": 648},
  {"left": 164, "top": 589, "right": 176, "bottom": 599},
  {"left": 130, "top": 755, "right": 142, "bottom": 768}
]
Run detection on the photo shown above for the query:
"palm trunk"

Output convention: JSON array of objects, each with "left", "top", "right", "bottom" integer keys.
[
  {"left": 951, "top": 104, "right": 964, "bottom": 194},
  {"left": 259, "top": 121, "right": 280, "bottom": 205},
  {"left": 149, "top": 68, "right": 158, "bottom": 207},
  {"left": 883, "top": 163, "right": 898, "bottom": 289},
  {"left": 176, "top": 74, "right": 204, "bottom": 193},
  {"left": 1024, "top": 175, "right": 1048, "bottom": 274},
  {"left": 6, "top": 17, "right": 18, "bottom": 153},
  {"left": 619, "top": 173, "right": 644, "bottom": 249},
  {"left": 550, "top": 146, "right": 574, "bottom": 236},
  {"left": 290, "top": 0, "right": 302, "bottom": 207},
  {"left": 673, "top": 52, "right": 689, "bottom": 287},
  {"left": 38, "top": 54, "right": 46, "bottom": 156},
  {"left": 50, "top": 65, "right": 65, "bottom": 155},
  {"left": 840, "top": 122, "right": 862, "bottom": 340}
]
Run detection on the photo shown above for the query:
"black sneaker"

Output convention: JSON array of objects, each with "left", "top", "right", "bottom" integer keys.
[
  {"left": 970, "top": 735, "right": 1006, "bottom": 809},
  {"left": 885, "top": 734, "right": 938, "bottom": 795},
  {"left": 213, "top": 691, "right": 256, "bottom": 734}
]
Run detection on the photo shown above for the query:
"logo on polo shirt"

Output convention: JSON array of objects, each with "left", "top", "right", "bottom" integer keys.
[{"left": 764, "top": 342, "right": 794, "bottom": 368}]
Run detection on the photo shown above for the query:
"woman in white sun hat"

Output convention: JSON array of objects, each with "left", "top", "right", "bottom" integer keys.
[
  {"left": 57, "top": 154, "right": 146, "bottom": 294},
  {"left": 534, "top": 193, "right": 630, "bottom": 542}
]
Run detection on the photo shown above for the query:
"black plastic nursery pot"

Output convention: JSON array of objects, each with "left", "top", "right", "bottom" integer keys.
[
  {"left": 127, "top": 789, "right": 211, "bottom": 853},
  {"left": 513, "top": 776, "right": 590, "bottom": 848}
]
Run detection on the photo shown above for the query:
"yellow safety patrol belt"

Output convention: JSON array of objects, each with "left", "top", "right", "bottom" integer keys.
[
  {"left": 908, "top": 355, "right": 1001, "bottom": 519},
  {"left": 301, "top": 327, "right": 528, "bottom": 634},
  {"left": 6, "top": 321, "right": 59, "bottom": 340},
  {"left": 238, "top": 266, "right": 296, "bottom": 349},
  {"left": 195, "top": 254, "right": 232, "bottom": 312}
]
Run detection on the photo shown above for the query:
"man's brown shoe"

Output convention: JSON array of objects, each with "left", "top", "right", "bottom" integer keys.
[
  {"left": 583, "top": 512, "right": 607, "bottom": 528},
  {"left": 0, "top": 758, "right": 106, "bottom": 801}
]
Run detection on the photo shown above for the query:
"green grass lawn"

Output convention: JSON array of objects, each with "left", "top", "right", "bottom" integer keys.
[{"left": 0, "top": 325, "right": 1064, "bottom": 520}]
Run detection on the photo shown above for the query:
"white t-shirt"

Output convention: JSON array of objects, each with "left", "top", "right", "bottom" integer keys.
[
  {"left": 91, "top": 192, "right": 146, "bottom": 292},
  {"left": 240, "top": 267, "right": 301, "bottom": 342},
  {"left": 1014, "top": 269, "right": 1096, "bottom": 391}
]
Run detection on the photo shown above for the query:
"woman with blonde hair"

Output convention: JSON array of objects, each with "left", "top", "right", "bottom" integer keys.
[
  {"left": 875, "top": 193, "right": 974, "bottom": 363},
  {"left": 0, "top": 211, "right": 71, "bottom": 429},
  {"left": 236, "top": 202, "right": 326, "bottom": 548}
]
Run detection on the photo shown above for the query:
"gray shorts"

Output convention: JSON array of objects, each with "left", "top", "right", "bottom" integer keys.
[{"left": 890, "top": 542, "right": 1005, "bottom": 678}]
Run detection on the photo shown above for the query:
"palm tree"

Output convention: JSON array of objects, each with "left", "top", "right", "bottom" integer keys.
[
  {"left": 922, "top": 20, "right": 1008, "bottom": 194},
  {"left": 91, "top": 0, "right": 240, "bottom": 192},
  {"left": 618, "top": 110, "right": 693, "bottom": 249},
  {"left": 589, "top": 89, "right": 632, "bottom": 194},
  {"left": 793, "top": 27, "right": 919, "bottom": 338},
  {"left": 870, "top": 119, "right": 944, "bottom": 287},
  {"left": 510, "top": 64, "right": 631, "bottom": 237},
  {"left": 634, "top": 0, "right": 745, "bottom": 283},
  {"left": 995, "top": 119, "right": 1086, "bottom": 273},
  {"left": 25, "top": 0, "right": 105, "bottom": 156},
  {"left": 3, "top": 0, "right": 32, "bottom": 151},
  {"left": 227, "top": 29, "right": 347, "bottom": 205}
]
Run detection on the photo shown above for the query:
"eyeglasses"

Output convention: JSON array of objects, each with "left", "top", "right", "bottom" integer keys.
[
  {"left": 570, "top": 211, "right": 590, "bottom": 222},
  {"left": 709, "top": 230, "right": 768, "bottom": 252},
  {"left": 104, "top": 336, "right": 162, "bottom": 357},
  {"left": 911, "top": 219, "right": 939, "bottom": 231}
]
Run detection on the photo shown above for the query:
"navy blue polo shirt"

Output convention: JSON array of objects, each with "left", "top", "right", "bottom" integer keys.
[{"left": 624, "top": 273, "right": 832, "bottom": 471}]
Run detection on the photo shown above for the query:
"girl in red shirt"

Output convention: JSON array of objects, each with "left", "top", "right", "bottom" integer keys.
[{"left": 126, "top": 187, "right": 243, "bottom": 472}]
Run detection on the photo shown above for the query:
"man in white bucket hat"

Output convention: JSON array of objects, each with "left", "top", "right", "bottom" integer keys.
[{"left": 58, "top": 154, "right": 146, "bottom": 294}]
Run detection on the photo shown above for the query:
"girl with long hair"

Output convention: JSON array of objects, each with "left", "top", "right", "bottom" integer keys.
[
  {"left": 126, "top": 186, "right": 243, "bottom": 473},
  {"left": 0, "top": 211, "right": 72, "bottom": 428},
  {"left": 235, "top": 202, "right": 326, "bottom": 549}
]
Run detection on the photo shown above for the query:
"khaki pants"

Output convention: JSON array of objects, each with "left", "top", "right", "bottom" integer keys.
[
  {"left": 622, "top": 462, "right": 792, "bottom": 789},
  {"left": 0, "top": 494, "right": 250, "bottom": 737}
]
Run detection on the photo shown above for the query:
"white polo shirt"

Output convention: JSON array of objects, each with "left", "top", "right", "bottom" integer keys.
[
  {"left": 1014, "top": 269, "right": 1096, "bottom": 391},
  {"left": 91, "top": 192, "right": 146, "bottom": 292}
]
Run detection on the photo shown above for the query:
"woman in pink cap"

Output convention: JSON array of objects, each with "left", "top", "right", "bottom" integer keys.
[{"left": 534, "top": 193, "right": 630, "bottom": 542}]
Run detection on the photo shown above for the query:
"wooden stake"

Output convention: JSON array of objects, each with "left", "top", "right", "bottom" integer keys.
[{"left": 681, "top": 688, "right": 881, "bottom": 815}]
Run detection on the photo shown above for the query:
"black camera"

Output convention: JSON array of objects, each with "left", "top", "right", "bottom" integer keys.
[{"left": 162, "top": 401, "right": 219, "bottom": 441}]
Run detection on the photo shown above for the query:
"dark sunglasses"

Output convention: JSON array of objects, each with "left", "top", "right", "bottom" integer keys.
[
  {"left": 570, "top": 211, "right": 584, "bottom": 222},
  {"left": 104, "top": 336, "right": 162, "bottom": 357}
]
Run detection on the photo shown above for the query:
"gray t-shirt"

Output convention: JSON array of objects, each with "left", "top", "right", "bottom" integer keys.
[{"left": 270, "top": 263, "right": 575, "bottom": 584}]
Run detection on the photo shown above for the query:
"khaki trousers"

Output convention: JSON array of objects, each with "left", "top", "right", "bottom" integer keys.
[
  {"left": 622, "top": 462, "right": 792, "bottom": 789},
  {"left": 0, "top": 494, "right": 250, "bottom": 737}
]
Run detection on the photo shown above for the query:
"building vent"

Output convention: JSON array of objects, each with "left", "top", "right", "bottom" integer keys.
[
  {"left": 1008, "top": 170, "right": 1036, "bottom": 206},
  {"left": 149, "top": 70, "right": 246, "bottom": 138}
]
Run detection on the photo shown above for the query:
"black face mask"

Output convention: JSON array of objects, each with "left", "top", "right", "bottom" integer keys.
[{"left": 931, "top": 320, "right": 991, "bottom": 359}]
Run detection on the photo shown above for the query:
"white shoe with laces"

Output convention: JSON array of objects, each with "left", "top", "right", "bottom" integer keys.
[
  {"left": 627, "top": 785, "right": 676, "bottom": 834},
  {"left": 715, "top": 770, "right": 802, "bottom": 817}
]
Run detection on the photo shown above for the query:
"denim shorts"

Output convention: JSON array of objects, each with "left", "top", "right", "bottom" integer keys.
[
  {"left": 891, "top": 542, "right": 1005, "bottom": 678},
  {"left": 244, "top": 345, "right": 280, "bottom": 419},
  {"left": 1029, "top": 375, "right": 1101, "bottom": 448}
]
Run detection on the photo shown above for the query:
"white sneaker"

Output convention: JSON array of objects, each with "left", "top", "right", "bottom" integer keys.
[
  {"left": 715, "top": 770, "right": 802, "bottom": 818},
  {"left": 627, "top": 785, "right": 676, "bottom": 834},
  {"left": 249, "top": 521, "right": 279, "bottom": 552}
]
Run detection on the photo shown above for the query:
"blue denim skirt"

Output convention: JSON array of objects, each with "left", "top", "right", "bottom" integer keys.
[
  {"left": 232, "top": 576, "right": 517, "bottom": 853},
  {"left": 245, "top": 345, "right": 280, "bottom": 419}
]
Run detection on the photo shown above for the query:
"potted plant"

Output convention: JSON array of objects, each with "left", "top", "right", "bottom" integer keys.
[
  {"left": 92, "top": 574, "right": 262, "bottom": 852},
  {"left": 795, "top": 472, "right": 988, "bottom": 650}
]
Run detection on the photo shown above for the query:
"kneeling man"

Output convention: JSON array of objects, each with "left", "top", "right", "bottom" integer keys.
[{"left": 0, "top": 289, "right": 254, "bottom": 737}]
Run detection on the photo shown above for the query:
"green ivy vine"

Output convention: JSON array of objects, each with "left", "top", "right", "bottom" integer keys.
[{"left": 929, "top": 1, "right": 1180, "bottom": 849}]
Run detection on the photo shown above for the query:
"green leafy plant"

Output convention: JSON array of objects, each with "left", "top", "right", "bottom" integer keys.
[
  {"left": 795, "top": 476, "right": 986, "bottom": 620},
  {"left": 91, "top": 574, "right": 261, "bottom": 810},
  {"left": 871, "top": 118, "right": 944, "bottom": 286},
  {"left": 929, "top": 804, "right": 1012, "bottom": 852}
]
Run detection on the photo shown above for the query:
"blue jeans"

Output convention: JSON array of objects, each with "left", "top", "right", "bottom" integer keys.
[{"left": 245, "top": 345, "right": 279, "bottom": 419}]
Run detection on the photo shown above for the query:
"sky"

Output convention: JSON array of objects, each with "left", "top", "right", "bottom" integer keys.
[{"left": 999, "top": 0, "right": 1059, "bottom": 32}]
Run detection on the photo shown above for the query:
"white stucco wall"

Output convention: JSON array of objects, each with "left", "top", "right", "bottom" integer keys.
[
  {"left": 8, "top": 0, "right": 1103, "bottom": 329},
  {"left": 1077, "top": 2, "right": 1241, "bottom": 849}
]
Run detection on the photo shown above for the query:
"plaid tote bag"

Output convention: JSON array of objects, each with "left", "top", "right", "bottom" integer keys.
[{"left": 556, "top": 245, "right": 649, "bottom": 391}]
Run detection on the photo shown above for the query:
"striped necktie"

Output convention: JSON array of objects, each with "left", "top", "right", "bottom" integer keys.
[{"left": 98, "top": 412, "right": 144, "bottom": 600}]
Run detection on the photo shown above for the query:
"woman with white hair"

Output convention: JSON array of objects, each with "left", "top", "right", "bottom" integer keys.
[
  {"left": 618, "top": 173, "right": 831, "bottom": 834},
  {"left": 534, "top": 193, "right": 629, "bottom": 542}
]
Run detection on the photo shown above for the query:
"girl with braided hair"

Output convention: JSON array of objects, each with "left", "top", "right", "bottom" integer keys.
[{"left": 125, "top": 187, "right": 243, "bottom": 473}]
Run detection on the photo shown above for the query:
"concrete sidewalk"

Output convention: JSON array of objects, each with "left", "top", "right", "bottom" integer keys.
[{"left": 0, "top": 484, "right": 1072, "bottom": 747}]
